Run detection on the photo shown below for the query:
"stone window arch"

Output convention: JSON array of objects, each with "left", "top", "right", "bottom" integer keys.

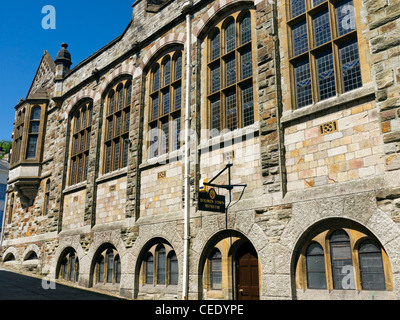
[
  {"left": 92, "top": 245, "right": 121, "bottom": 286},
  {"left": 295, "top": 223, "right": 392, "bottom": 292}
]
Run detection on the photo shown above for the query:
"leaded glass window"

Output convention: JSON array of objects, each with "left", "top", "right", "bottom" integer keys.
[
  {"left": 146, "top": 254, "right": 154, "bottom": 284},
  {"left": 210, "top": 250, "right": 222, "bottom": 290},
  {"left": 207, "top": 10, "right": 255, "bottom": 133},
  {"left": 147, "top": 50, "right": 183, "bottom": 158},
  {"left": 157, "top": 246, "right": 166, "bottom": 285},
  {"left": 58, "top": 250, "right": 79, "bottom": 283},
  {"left": 95, "top": 247, "right": 121, "bottom": 285},
  {"left": 288, "top": 0, "right": 362, "bottom": 108},
  {"left": 169, "top": 253, "right": 179, "bottom": 285},
  {"left": 330, "top": 230, "right": 355, "bottom": 290},
  {"left": 70, "top": 102, "right": 92, "bottom": 185},
  {"left": 306, "top": 243, "right": 327, "bottom": 289},
  {"left": 358, "top": 240, "right": 386, "bottom": 291},
  {"left": 103, "top": 79, "right": 131, "bottom": 173}
]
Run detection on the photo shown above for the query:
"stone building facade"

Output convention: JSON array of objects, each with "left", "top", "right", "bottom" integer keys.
[{"left": 1, "top": 0, "right": 400, "bottom": 300}]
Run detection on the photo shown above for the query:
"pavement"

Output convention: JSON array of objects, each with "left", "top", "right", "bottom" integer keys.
[{"left": 0, "top": 267, "right": 124, "bottom": 300}]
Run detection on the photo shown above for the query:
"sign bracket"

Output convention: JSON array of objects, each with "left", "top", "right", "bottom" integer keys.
[{"left": 202, "top": 163, "right": 247, "bottom": 229}]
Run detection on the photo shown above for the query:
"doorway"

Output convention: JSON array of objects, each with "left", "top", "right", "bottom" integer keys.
[{"left": 235, "top": 242, "right": 259, "bottom": 300}]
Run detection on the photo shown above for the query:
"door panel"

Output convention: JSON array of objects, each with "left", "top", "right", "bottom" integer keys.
[{"left": 236, "top": 243, "right": 259, "bottom": 300}]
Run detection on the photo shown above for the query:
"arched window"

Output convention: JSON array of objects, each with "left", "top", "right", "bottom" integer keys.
[
  {"left": 296, "top": 225, "right": 392, "bottom": 292},
  {"left": 104, "top": 79, "right": 131, "bottom": 173},
  {"left": 26, "top": 106, "right": 41, "bottom": 159},
  {"left": 70, "top": 102, "right": 92, "bottom": 185},
  {"left": 58, "top": 250, "right": 79, "bottom": 283},
  {"left": 142, "top": 242, "right": 177, "bottom": 287},
  {"left": 146, "top": 253, "right": 154, "bottom": 284},
  {"left": 147, "top": 50, "right": 183, "bottom": 159},
  {"left": 94, "top": 246, "right": 121, "bottom": 285},
  {"left": 210, "top": 249, "right": 222, "bottom": 290},
  {"left": 306, "top": 242, "right": 326, "bottom": 289},
  {"left": 115, "top": 255, "right": 122, "bottom": 284},
  {"left": 330, "top": 230, "right": 354, "bottom": 290},
  {"left": 169, "top": 252, "right": 179, "bottom": 285},
  {"left": 206, "top": 10, "right": 255, "bottom": 135},
  {"left": 358, "top": 240, "right": 386, "bottom": 291},
  {"left": 157, "top": 246, "right": 166, "bottom": 285},
  {"left": 43, "top": 179, "right": 51, "bottom": 215}
]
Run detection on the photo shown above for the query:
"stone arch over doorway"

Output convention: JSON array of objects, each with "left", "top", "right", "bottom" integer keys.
[{"left": 196, "top": 229, "right": 261, "bottom": 300}]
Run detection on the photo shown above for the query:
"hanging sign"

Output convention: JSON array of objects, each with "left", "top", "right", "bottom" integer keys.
[{"left": 198, "top": 188, "right": 226, "bottom": 213}]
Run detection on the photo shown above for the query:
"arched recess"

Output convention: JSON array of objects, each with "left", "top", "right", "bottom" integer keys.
[
  {"left": 89, "top": 242, "right": 122, "bottom": 288},
  {"left": 197, "top": 229, "right": 260, "bottom": 300},
  {"left": 134, "top": 237, "right": 180, "bottom": 299},
  {"left": 290, "top": 217, "right": 394, "bottom": 299},
  {"left": 55, "top": 246, "right": 80, "bottom": 283}
]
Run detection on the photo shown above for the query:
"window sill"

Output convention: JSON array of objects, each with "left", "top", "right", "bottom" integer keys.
[
  {"left": 63, "top": 181, "right": 87, "bottom": 195},
  {"left": 96, "top": 167, "right": 128, "bottom": 184},
  {"left": 198, "top": 122, "right": 260, "bottom": 153},
  {"left": 140, "top": 149, "right": 183, "bottom": 170},
  {"left": 281, "top": 83, "right": 375, "bottom": 124}
]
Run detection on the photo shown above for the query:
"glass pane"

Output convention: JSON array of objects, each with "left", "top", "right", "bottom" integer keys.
[
  {"left": 292, "top": 21, "right": 308, "bottom": 57},
  {"left": 84, "top": 155, "right": 88, "bottom": 181},
  {"left": 312, "top": 0, "right": 326, "bottom": 7},
  {"left": 291, "top": 0, "right": 306, "bottom": 18},
  {"left": 339, "top": 39, "right": 362, "bottom": 92},
  {"left": 107, "top": 252, "right": 114, "bottom": 283},
  {"left": 146, "top": 255, "right": 154, "bottom": 284},
  {"left": 153, "top": 66, "right": 160, "bottom": 92},
  {"left": 226, "top": 90, "right": 237, "bottom": 131},
  {"left": 149, "top": 124, "right": 158, "bottom": 158},
  {"left": 124, "top": 110, "right": 130, "bottom": 133},
  {"left": 157, "top": 247, "right": 166, "bottom": 285},
  {"left": 31, "top": 107, "right": 41, "bottom": 120},
  {"left": 241, "top": 48, "right": 253, "bottom": 79},
  {"left": 211, "top": 31, "right": 221, "bottom": 61},
  {"left": 174, "top": 85, "right": 182, "bottom": 111},
  {"left": 359, "top": 240, "right": 386, "bottom": 290},
  {"left": 116, "top": 114, "right": 122, "bottom": 137},
  {"left": 98, "top": 258, "right": 104, "bottom": 283},
  {"left": 240, "top": 13, "right": 252, "bottom": 45},
  {"left": 225, "top": 20, "right": 236, "bottom": 53},
  {"left": 105, "top": 143, "right": 112, "bottom": 173},
  {"left": 313, "top": 10, "right": 331, "bottom": 47},
  {"left": 225, "top": 56, "right": 236, "bottom": 87},
  {"left": 210, "top": 98, "right": 221, "bottom": 133},
  {"left": 122, "top": 137, "right": 129, "bottom": 168},
  {"left": 163, "top": 89, "right": 170, "bottom": 115},
  {"left": 170, "top": 254, "right": 179, "bottom": 285},
  {"left": 29, "top": 121, "right": 40, "bottom": 133},
  {"left": 211, "top": 64, "right": 221, "bottom": 93},
  {"left": 77, "top": 156, "right": 83, "bottom": 183},
  {"left": 71, "top": 158, "right": 77, "bottom": 185},
  {"left": 26, "top": 135, "right": 38, "bottom": 159},
  {"left": 164, "top": 58, "right": 171, "bottom": 86},
  {"left": 82, "top": 108, "right": 87, "bottom": 128},
  {"left": 306, "top": 243, "right": 327, "bottom": 289},
  {"left": 172, "top": 115, "right": 181, "bottom": 152},
  {"left": 242, "top": 84, "right": 254, "bottom": 127},
  {"left": 211, "top": 251, "right": 222, "bottom": 290},
  {"left": 175, "top": 54, "right": 183, "bottom": 80},
  {"left": 75, "top": 113, "right": 81, "bottom": 133},
  {"left": 109, "top": 92, "right": 115, "bottom": 115},
  {"left": 117, "top": 87, "right": 124, "bottom": 110},
  {"left": 152, "top": 95, "right": 159, "bottom": 120},
  {"left": 330, "top": 230, "right": 354, "bottom": 290},
  {"left": 114, "top": 140, "right": 120, "bottom": 171},
  {"left": 294, "top": 59, "right": 313, "bottom": 108},
  {"left": 126, "top": 83, "right": 132, "bottom": 106},
  {"left": 161, "top": 120, "right": 169, "bottom": 155},
  {"left": 115, "top": 257, "right": 121, "bottom": 284},
  {"left": 336, "top": 0, "right": 356, "bottom": 37},
  {"left": 107, "top": 118, "right": 113, "bottom": 140},
  {"left": 316, "top": 50, "right": 336, "bottom": 100}
]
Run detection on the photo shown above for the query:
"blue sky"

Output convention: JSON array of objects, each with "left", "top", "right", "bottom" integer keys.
[{"left": 0, "top": 1, "right": 134, "bottom": 141}]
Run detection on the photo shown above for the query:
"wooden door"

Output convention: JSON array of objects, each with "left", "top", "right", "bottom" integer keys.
[{"left": 235, "top": 243, "right": 259, "bottom": 300}]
